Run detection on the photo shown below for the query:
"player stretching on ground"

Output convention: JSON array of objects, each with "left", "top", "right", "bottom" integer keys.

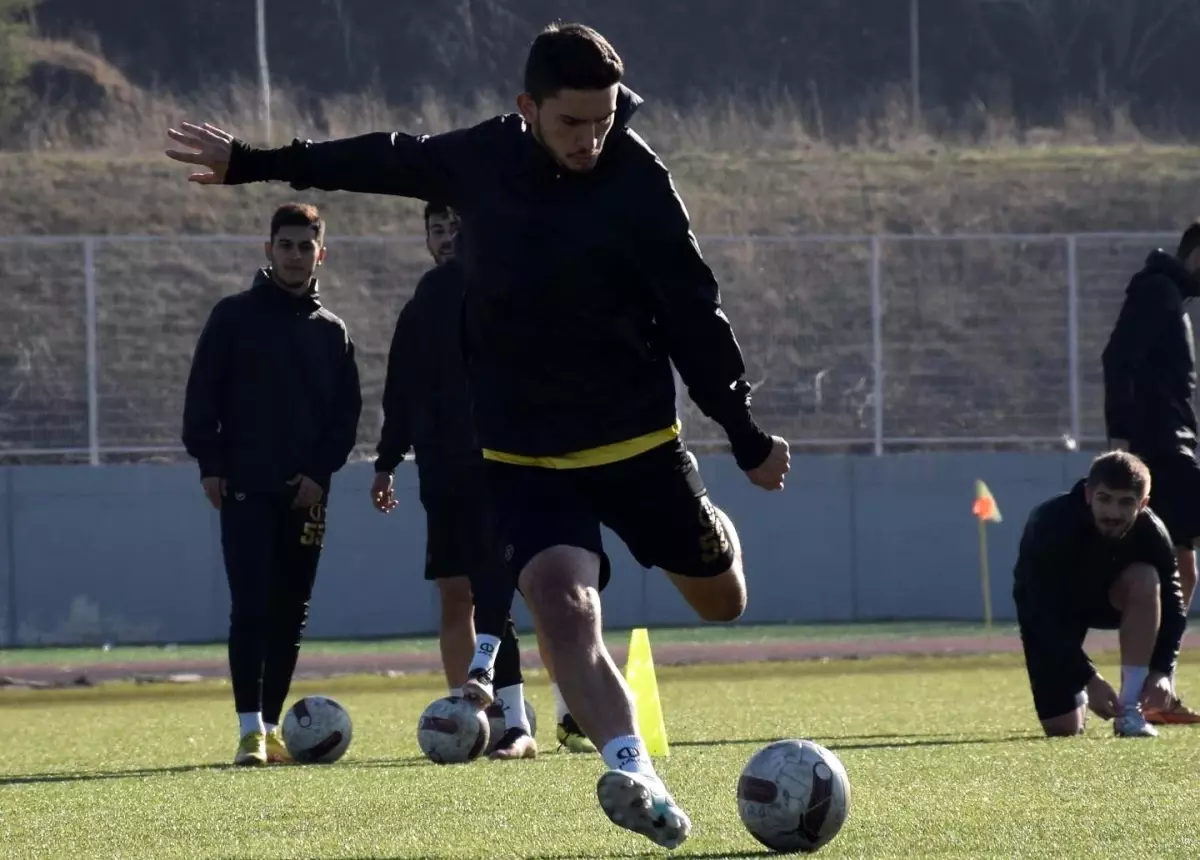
[
  {"left": 182, "top": 204, "right": 362, "bottom": 765},
  {"left": 1101, "top": 221, "right": 1200, "bottom": 725},
  {"left": 371, "top": 203, "right": 595, "bottom": 758},
  {"left": 1013, "top": 452, "right": 1187, "bottom": 738},
  {"left": 166, "top": 22, "right": 787, "bottom": 847}
]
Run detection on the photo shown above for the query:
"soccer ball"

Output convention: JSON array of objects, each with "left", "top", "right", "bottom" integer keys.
[
  {"left": 736, "top": 739, "right": 851, "bottom": 853},
  {"left": 282, "top": 695, "right": 353, "bottom": 764},
  {"left": 484, "top": 698, "right": 538, "bottom": 753},
  {"left": 417, "top": 695, "right": 490, "bottom": 764}
]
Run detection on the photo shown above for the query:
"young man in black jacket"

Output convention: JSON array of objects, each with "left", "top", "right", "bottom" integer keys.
[
  {"left": 1013, "top": 452, "right": 1186, "bottom": 738},
  {"left": 182, "top": 203, "right": 362, "bottom": 766},
  {"left": 1101, "top": 221, "right": 1200, "bottom": 725},
  {"left": 167, "top": 23, "right": 787, "bottom": 847}
]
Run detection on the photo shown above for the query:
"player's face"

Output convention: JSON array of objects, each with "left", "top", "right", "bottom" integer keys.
[
  {"left": 1086, "top": 483, "right": 1147, "bottom": 539},
  {"left": 265, "top": 226, "right": 325, "bottom": 291},
  {"left": 519, "top": 86, "right": 619, "bottom": 173},
  {"left": 426, "top": 211, "right": 461, "bottom": 266}
]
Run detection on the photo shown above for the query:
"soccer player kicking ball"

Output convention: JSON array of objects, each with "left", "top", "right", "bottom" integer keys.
[
  {"left": 1101, "top": 221, "right": 1200, "bottom": 724},
  {"left": 182, "top": 204, "right": 362, "bottom": 766},
  {"left": 1013, "top": 452, "right": 1187, "bottom": 738},
  {"left": 166, "top": 21, "right": 787, "bottom": 848}
]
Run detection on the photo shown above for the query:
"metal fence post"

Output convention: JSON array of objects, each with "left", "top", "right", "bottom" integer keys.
[
  {"left": 1066, "top": 235, "right": 1081, "bottom": 445},
  {"left": 84, "top": 238, "right": 100, "bottom": 466},
  {"left": 870, "top": 236, "right": 884, "bottom": 455}
]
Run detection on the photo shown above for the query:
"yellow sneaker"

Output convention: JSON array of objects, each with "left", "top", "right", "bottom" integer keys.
[
  {"left": 234, "top": 730, "right": 267, "bottom": 767},
  {"left": 265, "top": 728, "right": 293, "bottom": 764},
  {"left": 556, "top": 714, "right": 597, "bottom": 754}
]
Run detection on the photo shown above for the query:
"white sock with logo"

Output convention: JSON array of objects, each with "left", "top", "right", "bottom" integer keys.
[
  {"left": 467, "top": 634, "right": 501, "bottom": 677},
  {"left": 601, "top": 735, "right": 656, "bottom": 777},
  {"left": 497, "top": 684, "right": 532, "bottom": 733}
]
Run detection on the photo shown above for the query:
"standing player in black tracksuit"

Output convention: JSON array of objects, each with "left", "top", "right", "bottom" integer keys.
[
  {"left": 1101, "top": 222, "right": 1200, "bottom": 725},
  {"left": 166, "top": 22, "right": 788, "bottom": 847},
  {"left": 182, "top": 203, "right": 362, "bottom": 766},
  {"left": 370, "top": 203, "right": 600, "bottom": 760},
  {"left": 1013, "top": 452, "right": 1186, "bottom": 738}
]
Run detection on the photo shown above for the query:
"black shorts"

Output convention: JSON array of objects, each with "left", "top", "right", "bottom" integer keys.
[
  {"left": 1018, "top": 601, "right": 1122, "bottom": 722},
  {"left": 1137, "top": 446, "right": 1200, "bottom": 547},
  {"left": 485, "top": 438, "right": 735, "bottom": 583},
  {"left": 422, "top": 483, "right": 493, "bottom": 582}
]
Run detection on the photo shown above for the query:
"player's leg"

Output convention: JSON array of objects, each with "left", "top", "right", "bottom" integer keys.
[
  {"left": 599, "top": 442, "right": 745, "bottom": 622},
  {"left": 219, "top": 491, "right": 278, "bottom": 766},
  {"left": 1138, "top": 450, "right": 1200, "bottom": 723},
  {"left": 489, "top": 460, "right": 690, "bottom": 849},
  {"left": 488, "top": 614, "right": 538, "bottom": 760},
  {"left": 260, "top": 499, "right": 326, "bottom": 763},
  {"left": 539, "top": 629, "right": 597, "bottom": 753},
  {"left": 424, "top": 495, "right": 475, "bottom": 693},
  {"left": 1107, "top": 562, "right": 1162, "bottom": 737},
  {"left": 1016, "top": 612, "right": 1088, "bottom": 736}
]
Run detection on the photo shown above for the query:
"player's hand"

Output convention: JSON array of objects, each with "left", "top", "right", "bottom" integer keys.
[
  {"left": 1085, "top": 674, "right": 1121, "bottom": 720},
  {"left": 287, "top": 474, "right": 324, "bottom": 509},
  {"left": 1141, "top": 671, "right": 1173, "bottom": 713},
  {"left": 201, "top": 476, "right": 226, "bottom": 510},
  {"left": 1108, "top": 438, "right": 1130, "bottom": 452},
  {"left": 165, "top": 122, "right": 234, "bottom": 184},
  {"left": 371, "top": 472, "right": 397, "bottom": 513},
  {"left": 745, "top": 436, "right": 790, "bottom": 491}
]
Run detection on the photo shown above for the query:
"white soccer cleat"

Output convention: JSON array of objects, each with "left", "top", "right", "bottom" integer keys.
[
  {"left": 1114, "top": 706, "right": 1159, "bottom": 738},
  {"left": 596, "top": 770, "right": 691, "bottom": 850},
  {"left": 461, "top": 667, "right": 494, "bottom": 709}
]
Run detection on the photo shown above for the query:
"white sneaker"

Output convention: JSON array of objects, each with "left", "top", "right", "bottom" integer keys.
[
  {"left": 596, "top": 770, "right": 691, "bottom": 850},
  {"left": 1114, "top": 706, "right": 1159, "bottom": 738}
]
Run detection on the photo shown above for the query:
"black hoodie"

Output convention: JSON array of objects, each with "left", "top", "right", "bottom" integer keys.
[
  {"left": 182, "top": 269, "right": 363, "bottom": 494},
  {"left": 1102, "top": 250, "right": 1200, "bottom": 454},
  {"left": 1012, "top": 479, "right": 1186, "bottom": 688},
  {"left": 222, "top": 85, "right": 774, "bottom": 471},
  {"left": 375, "top": 259, "right": 481, "bottom": 497}
]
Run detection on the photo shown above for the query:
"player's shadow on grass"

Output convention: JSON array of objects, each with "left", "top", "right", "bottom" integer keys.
[
  {"left": 674, "top": 732, "right": 1038, "bottom": 751},
  {"left": 0, "top": 763, "right": 233, "bottom": 786}
]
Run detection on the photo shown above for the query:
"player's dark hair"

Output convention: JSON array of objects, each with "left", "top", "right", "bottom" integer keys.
[
  {"left": 424, "top": 202, "right": 454, "bottom": 230},
  {"left": 1177, "top": 220, "right": 1200, "bottom": 261},
  {"left": 1086, "top": 451, "right": 1151, "bottom": 498},
  {"left": 270, "top": 203, "right": 325, "bottom": 244},
  {"left": 523, "top": 22, "right": 624, "bottom": 104}
]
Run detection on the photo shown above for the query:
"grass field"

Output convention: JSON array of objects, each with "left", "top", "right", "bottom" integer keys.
[{"left": 2, "top": 652, "right": 1198, "bottom": 859}]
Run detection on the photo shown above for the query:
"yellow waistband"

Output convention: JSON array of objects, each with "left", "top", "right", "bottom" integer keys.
[{"left": 482, "top": 420, "right": 682, "bottom": 469}]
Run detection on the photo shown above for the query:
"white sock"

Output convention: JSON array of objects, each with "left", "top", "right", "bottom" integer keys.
[
  {"left": 238, "top": 712, "right": 264, "bottom": 738},
  {"left": 263, "top": 722, "right": 277, "bottom": 735},
  {"left": 550, "top": 682, "right": 569, "bottom": 722},
  {"left": 1169, "top": 669, "right": 1177, "bottom": 695},
  {"left": 497, "top": 683, "right": 532, "bottom": 733},
  {"left": 449, "top": 686, "right": 463, "bottom": 698},
  {"left": 1120, "top": 666, "right": 1150, "bottom": 708},
  {"left": 601, "top": 735, "right": 657, "bottom": 777},
  {"left": 467, "top": 634, "right": 502, "bottom": 676}
]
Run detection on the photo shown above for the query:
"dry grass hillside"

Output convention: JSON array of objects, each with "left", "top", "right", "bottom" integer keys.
[{"left": 4, "top": 43, "right": 1200, "bottom": 460}]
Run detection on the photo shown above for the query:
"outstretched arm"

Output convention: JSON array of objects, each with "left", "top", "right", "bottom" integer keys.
[{"left": 165, "top": 121, "right": 470, "bottom": 203}]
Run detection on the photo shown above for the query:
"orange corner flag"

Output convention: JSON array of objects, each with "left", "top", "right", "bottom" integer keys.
[{"left": 972, "top": 480, "right": 1002, "bottom": 523}]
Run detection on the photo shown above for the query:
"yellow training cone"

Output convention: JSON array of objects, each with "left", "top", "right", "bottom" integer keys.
[{"left": 624, "top": 627, "right": 669, "bottom": 756}]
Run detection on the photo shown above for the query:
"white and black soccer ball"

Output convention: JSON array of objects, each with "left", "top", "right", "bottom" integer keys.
[
  {"left": 417, "top": 695, "right": 490, "bottom": 764},
  {"left": 736, "top": 739, "right": 851, "bottom": 853},
  {"left": 484, "top": 698, "right": 537, "bottom": 753},
  {"left": 282, "top": 695, "right": 353, "bottom": 764}
]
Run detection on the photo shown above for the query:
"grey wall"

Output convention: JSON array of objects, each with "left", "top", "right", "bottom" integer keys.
[{"left": 0, "top": 452, "right": 1111, "bottom": 646}]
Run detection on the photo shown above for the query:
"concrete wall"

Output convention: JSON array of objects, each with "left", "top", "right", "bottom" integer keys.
[{"left": 0, "top": 452, "right": 1106, "bottom": 646}]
